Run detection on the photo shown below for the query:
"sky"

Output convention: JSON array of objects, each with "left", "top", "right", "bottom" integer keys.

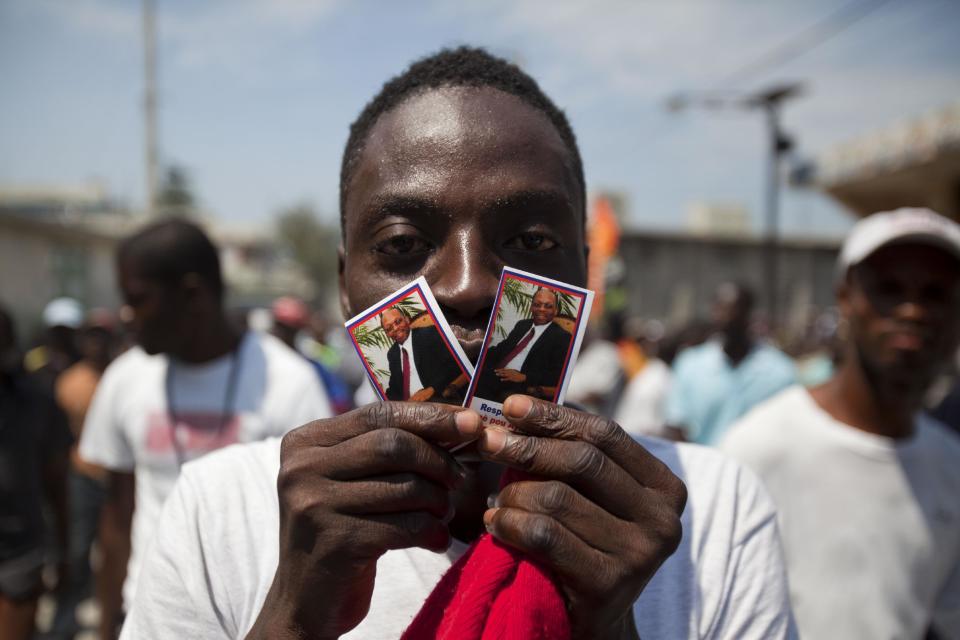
[{"left": 1, "top": 0, "right": 958, "bottom": 236}]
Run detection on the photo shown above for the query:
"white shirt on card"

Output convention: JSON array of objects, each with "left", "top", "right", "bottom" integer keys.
[{"left": 502, "top": 321, "right": 550, "bottom": 371}]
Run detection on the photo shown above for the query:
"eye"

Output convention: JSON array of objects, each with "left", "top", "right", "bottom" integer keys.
[
  {"left": 373, "top": 234, "right": 432, "bottom": 256},
  {"left": 505, "top": 232, "right": 558, "bottom": 252}
]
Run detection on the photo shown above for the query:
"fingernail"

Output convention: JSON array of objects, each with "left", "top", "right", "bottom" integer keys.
[
  {"left": 483, "top": 508, "right": 498, "bottom": 532},
  {"left": 504, "top": 395, "right": 533, "bottom": 419},
  {"left": 486, "top": 492, "right": 498, "bottom": 509},
  {"left": 454, "top": 410, "right": 480, "bottom": 435},
  {"left": 481, "top": 428, "right": 508, "bottom": 455}
]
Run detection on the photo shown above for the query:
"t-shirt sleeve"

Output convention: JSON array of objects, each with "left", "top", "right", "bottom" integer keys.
[
  {"left": 120, "top": 471, "right": 231, "bottom": 639},
  {"left": 78, "top": 365, "right": 135, "bottom": 471},
  {"left": 707, "top": 466, "right": 798, "bottom": 639}
]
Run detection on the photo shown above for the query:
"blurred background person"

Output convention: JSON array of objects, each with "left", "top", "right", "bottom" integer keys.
[
  {"left": 566, "top": 319, "right": 624, "bottom": 416},
  {"left": 721, "top": 208, "right": 960, "bottom": 639},
  {"left": 0, "top": 304, "right": 71, "bottom": 640},
  {"left": 270, "top": 296, "right": 353, "bottom": 414},
  {"left": 24, "top": 298, "right": 83, "bottom": 395},
  {"left": 77, "top": 219, "right": 332, "bottom": 638},
  {"left": 664, "top": 282, "right": 795, "bottom": 443},
  {"left": 613, "top": 318, "right": 673, "bottom": 439},
  {"left": 46, "top": 310, "right": 118, "bottom": 639}
]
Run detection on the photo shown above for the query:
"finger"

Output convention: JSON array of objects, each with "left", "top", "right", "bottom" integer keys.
[
  {"left": 495, "top": 481, "right": 629, "bottom": 554},
  {"left": 484, "top": 506, "right": 612, "bottom": 596},
  {"left": 283, "top": 402, "right": 483, "bottom": 449},
  {"left": 332, "top": 473, "right": 453, "bottom": 520},
  {"left": 350, "top": 511, "right": 451, "bottom": 556},
  {"left": 477, "top": 429, "right": 646, "bottom": 519},
  {"left": 289, "top": 428, "right": 467, "bottom": 489},
  {"left": 501, "top": 395, "right": 685, "bottom": 498}
]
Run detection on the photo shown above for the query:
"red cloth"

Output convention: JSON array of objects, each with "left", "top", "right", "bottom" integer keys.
[{"left": 401, "top": 470, "right": 571, "bottom": 640}]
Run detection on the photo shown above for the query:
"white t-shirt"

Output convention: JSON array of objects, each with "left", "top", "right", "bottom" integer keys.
[
  {"left": 720, "top": 385, "right": 960, "bottom": 640},
  {"left": 79, "top": 331, "right": 332, "bottom": 606},
  {"left": 122, "top": 435, "right": 797, "bottom": 639},
  {"left": 614, "top": 358, "right": 672, "bottom": 438}
]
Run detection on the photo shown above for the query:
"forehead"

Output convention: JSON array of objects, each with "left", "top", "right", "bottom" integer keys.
[
  {"left": 343, "top": 86, "right": 581, "bottom": 236},
  {"left": 857, "top": 243, "right": 960, "bottom": 282},
  {"left": 534, "top": 289, "right": 556, "bottom": 301},
  {"left": 381, "top": 308, "right": 403, "bottom": 320}
]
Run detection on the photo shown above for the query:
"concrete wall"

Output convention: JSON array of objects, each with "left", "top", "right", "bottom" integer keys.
[{"left": 617, "top": 231, "right": 841, "bottom": 332}]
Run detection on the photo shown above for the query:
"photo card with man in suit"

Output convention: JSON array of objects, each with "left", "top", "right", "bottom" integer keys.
[
  {"left": 467, "top": 267, "right": 594, "bottom": 428},
  {"left": 345, "top": 277, "right": 474, "bottom": 406}
]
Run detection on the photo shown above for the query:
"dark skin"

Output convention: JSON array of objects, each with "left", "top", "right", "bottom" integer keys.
[
  {"left": 711, "top": 284, "right": 754, "bottom": 367},
  {"left": 811, "top": 243, "right": 960, "bottom": 439},
  {"left": 246, "top": 87, "right": 686, "bottom": 640},
  {"left": 94, "top": 261, "right": 242, "bottom": 639}
]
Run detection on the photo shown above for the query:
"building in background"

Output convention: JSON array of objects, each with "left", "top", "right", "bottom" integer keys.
[
  {"left": 617, "top": 229, "right": 840, "bottom": 336},
  {"left": 812, "top": 101, "right": 960, "bottom": 220},
  {"left": 0, "top": 186, "right": 316, "bottom": 341}
]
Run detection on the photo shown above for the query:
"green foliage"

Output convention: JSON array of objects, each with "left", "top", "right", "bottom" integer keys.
[{"left": 275, "top": 204, "right": 339, "bottom": 300}]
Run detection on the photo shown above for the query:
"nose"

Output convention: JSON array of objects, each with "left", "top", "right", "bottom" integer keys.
[{"left": 429, "top": 228, "right": 500, "bottom": 325}]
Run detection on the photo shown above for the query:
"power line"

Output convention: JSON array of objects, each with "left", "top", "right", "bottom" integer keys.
[{"left": 713, "top": 0, "right": 895, "bottom": 90}]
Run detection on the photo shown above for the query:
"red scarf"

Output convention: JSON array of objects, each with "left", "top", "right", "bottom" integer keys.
[{"left": 401, "top": 471, "right": 571, "bottom": 640}]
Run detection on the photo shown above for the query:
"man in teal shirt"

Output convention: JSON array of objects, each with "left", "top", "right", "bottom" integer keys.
[{"left": 665, "top": 283, "right": 795, "bottom": 444}]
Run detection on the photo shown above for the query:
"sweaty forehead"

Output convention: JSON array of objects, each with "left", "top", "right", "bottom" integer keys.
[{"left": 343, "top": 86, "right": 581, "bottom": 233}]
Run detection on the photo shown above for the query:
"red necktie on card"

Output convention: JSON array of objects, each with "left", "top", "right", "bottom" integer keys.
[
  {"left": 498, "top": 328, "right": 536, "bottom": 369},
  {"left": 400, "top": 469, "right": 571, "bottom": 640},
  {"left": 402, "top": 347, "right": 411, "bottom": 400}
]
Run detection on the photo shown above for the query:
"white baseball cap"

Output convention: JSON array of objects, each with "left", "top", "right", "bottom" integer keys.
[
  {"left": 42, "top": 297, "right": 84, "bottom": 329},
  {"left": 838, "top": 207, "right": 960, "bottom": 277}
]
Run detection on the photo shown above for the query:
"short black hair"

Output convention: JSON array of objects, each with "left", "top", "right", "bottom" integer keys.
[
  {"left": 340, "top": 46, "right": 585, "bottom": 229},
  {"left": 117, "top": 218, "right": 224, "bottom": 298}
]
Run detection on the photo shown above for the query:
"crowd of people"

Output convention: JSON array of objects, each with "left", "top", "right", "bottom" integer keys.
[{"left": 1, "top": 46, "right": 958, "bottom": 640}]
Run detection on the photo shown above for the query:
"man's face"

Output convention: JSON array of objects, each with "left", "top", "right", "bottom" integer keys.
[
  {"left": 118, "top": 260, "right": 184, "bottom": 356},
  {"left": 340, "top": 86, "right": 587, "bottom": 364},
  {"left": 842, "top": 242, "right": 960, "bottom": 389},
  {"left": 381, "top": 308, "right": 411, "bottom": 344},
  {"left": 711, "top": 285, "right": 751, "bottom": 338},
  {"left": 531, "top": 289, "right": 558, "bottom": 326}
]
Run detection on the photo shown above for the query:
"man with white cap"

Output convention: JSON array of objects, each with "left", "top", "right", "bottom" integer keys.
[{"left": 721, "top": 207, "right": 960, "bottom": 639}]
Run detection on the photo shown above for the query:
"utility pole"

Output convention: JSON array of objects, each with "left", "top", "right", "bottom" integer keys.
[
  {"left": 666, "top": 82, "right": 803, "bottom": 331},
  {"left": 142, "top": 0, "right": 158, "bottom": 218}
]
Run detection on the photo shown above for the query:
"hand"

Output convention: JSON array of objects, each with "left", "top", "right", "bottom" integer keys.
[
  {"left": 477, "top": 395, "right": 687, "bottom": 639},
  {"left": 409, "top": 386, "right": 435, "bottom": 402},
  {"left": 494, "top": 368, "right": 526, "bottom": 383},
  {"left": 246, "top": 403, "right": 483, "bottom": 640}
]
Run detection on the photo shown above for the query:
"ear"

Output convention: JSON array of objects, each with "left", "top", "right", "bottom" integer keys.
[
  {"left": 835, "top": 274, "right": 853, "bottom": 321},
  {"left": 338, "top": 244, "right": 350, "bottom": 321}
]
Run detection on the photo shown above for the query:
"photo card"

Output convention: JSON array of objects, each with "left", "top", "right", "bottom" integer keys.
[
  {"left": 345, "top": 277, "right": 474, "bottom": 406},
  {"left": 465, "top": 267, "right": 595, "bottom": 428}
]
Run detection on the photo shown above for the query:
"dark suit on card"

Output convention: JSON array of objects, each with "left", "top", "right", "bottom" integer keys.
[
  {"left": 385, "top": 325, "right": 462, "bottom": 402},
  {"left": 475, "top": 319, "right": 573, "bottom": 403}
]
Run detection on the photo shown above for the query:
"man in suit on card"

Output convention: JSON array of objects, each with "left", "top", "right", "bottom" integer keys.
[
  {"left": 476, "top": 288, "right": 574, "bottom": 403},
  {"left": 381, "top": 306, "right": 464, "bottom": 403}
]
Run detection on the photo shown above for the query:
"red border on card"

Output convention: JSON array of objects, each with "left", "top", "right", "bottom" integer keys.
[{"left": 465, "top": 273, "right": 587, "bottom": 405}]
